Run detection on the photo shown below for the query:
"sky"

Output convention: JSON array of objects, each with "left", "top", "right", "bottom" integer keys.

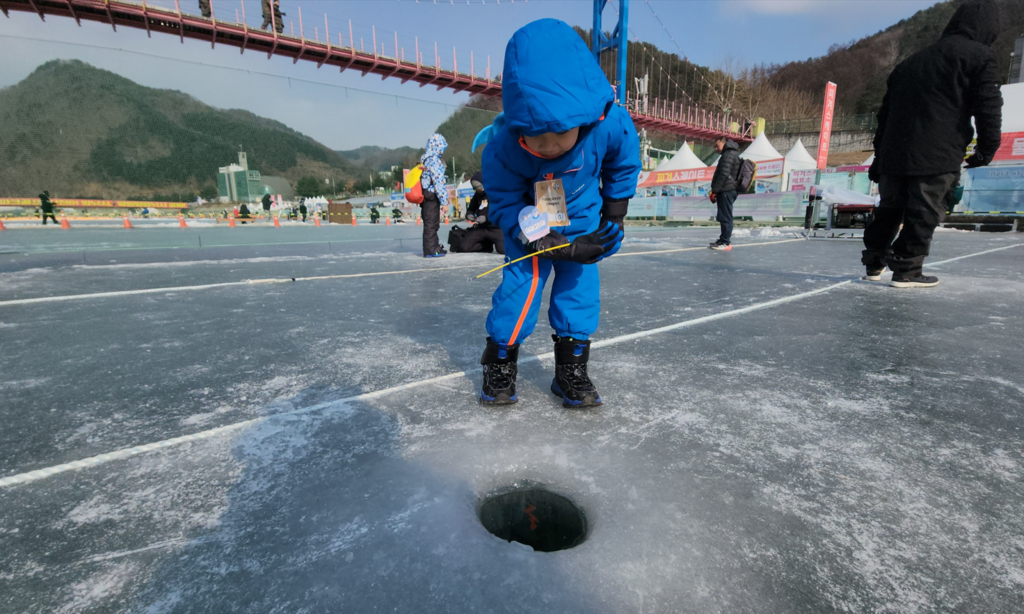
[{"left": 0, "top": 0, "right": 940, "bottom": 150}]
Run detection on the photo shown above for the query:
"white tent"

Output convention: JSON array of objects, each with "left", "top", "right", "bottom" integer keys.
[
  {"left": 782, "top": 139, "right": 819, "bottom": 191},
  {"left": 784, "top": 139, "right": 818, "bottom": 170},
  {"left": 655, "top": 142, "right": 707, "bottom": 171},
  {"left": 740, "top": 132, "right": 784, "bottom": 162},
  {"left": 1001, "top": 83, "right": 1024, "bottom": 133},
  {"left": 862, "top": 153, "right": 875, "bottom": 166}
]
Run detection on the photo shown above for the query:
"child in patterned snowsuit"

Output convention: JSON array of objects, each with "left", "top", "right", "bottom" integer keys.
[
  {"left": 420, "top": 133, "right": 450, "bottom": 258},
  {"left": 478, "top": 19, "right": 641, "bottom": 408}
]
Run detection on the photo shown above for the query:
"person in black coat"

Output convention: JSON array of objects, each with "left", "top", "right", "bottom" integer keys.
[
  {"left": 39, "top": 191, "right": 57, "bottom": 225},
  {"left": 261, "top": 193, "right": 272, "bottom": 218},
  {"left": 450, "top": 171, "right": 505, "bottom": 254},
  {"left": 709, "top": 138, "right": 740, "bottom": 250},
  {"left": 863, "top": 0, "right": 1002, "bottom": 288},
  {"left": 299, "top": 201, "right": 308, "bottom": 222}
]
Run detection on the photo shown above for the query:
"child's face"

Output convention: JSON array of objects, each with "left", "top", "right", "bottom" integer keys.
[{"left": 522, "top": 127, "right": 579, "bottom": 159}]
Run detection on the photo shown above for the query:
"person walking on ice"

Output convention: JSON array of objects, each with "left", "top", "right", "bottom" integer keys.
[
  {"left": 475, "top": 19, "right": 640, "bottom": 408},
  {"left": 419, "top": 133, "right": 450, "bottom": 258},
  {"left": 39, "top": 191, "right": 57, "bottom": 225},
  {"left": 862, "top": 0, "right": 1002, "bottom": 288}
]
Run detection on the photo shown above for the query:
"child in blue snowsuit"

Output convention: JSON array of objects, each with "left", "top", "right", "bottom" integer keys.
[{"left": 478, "top": 19, "right": 640, "bottom": 408}]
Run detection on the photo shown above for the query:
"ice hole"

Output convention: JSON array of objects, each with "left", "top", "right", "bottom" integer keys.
[{"left": 478, "top": 486, "right": 587, "bottom": 552}]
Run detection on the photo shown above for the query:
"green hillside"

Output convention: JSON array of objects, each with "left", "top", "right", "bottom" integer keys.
[
  {"left": 0, "top": 60, "right": 362, "bottom": 200},
  {"left": 337, "top": 145, "right": 422, "bottom": 173},
  {"left": 765, "top": 0, "right": 1024, "bottom": 115}
]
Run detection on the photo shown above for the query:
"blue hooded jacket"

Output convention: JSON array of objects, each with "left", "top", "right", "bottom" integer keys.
[{"left": 482, "top": 19, "right": 640, "bottom": 240}]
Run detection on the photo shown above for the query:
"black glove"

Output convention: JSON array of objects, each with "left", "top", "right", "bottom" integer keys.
[
  {"left": 964, "top": 153, "right": 987, "bottom": 169},
  {"left": 571, "top": 221, "right": 623, "bottom": 264},
  {"left": 868, "top": 158, "right": 881, "bottom": 183},
  {"left": 600, "top": 197, "right": 629, "bottom": 230},
  {"left": 526, "top": 223, "right": 621, "bottom": 264},
  {"left": 526, "top": 230, "right": 572, "bottom": 260}
]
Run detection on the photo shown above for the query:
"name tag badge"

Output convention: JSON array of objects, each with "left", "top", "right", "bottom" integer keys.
[
  {"left": 518, "top": 206, "right": 550, "bottom": 243},
  {"left": 534, "top": 178, "right": 569, "bottom": 227}
]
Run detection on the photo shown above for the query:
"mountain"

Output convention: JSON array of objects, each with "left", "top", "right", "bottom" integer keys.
[
  {"left": 337, "top": 145, "right": 422, "bottom": 173},
  {"left": 433, "top": 95, "right": 503, "bottom": 179},
  {"left": 763, "top": 0, "right": 1024, "bottom": 116},
  {"left": 0, "top": 60, "right": 362, "bottom": 200}
]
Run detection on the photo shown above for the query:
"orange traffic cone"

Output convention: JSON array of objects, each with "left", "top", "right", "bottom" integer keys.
[
  {"left": 385, "top": 215, "right": 391, "bottom": 226},
  {"left": 178, "top": 213, "right": 187, "bottom": 228},
  {"left": 122, "top": 214, "right": 133, "bottom": 229},
  {"left": 444, "top": 215, "right": 450, "bottom": 224},
  {"left": 273, "top": 215, "right": 281, "bottom": 228},
  {"left": 0, "top": 219, "right": 6, "bottom": 230},
  {"left": 351, "top": 215, "right": 357, "bottom": 226},
  {"left": 314, "top": 216, "right": 321, "bottom": 227},
  {"left": 228, "top": 215, "right": 236, "bottom": 228},
  {"left": 60, "top": 212, "right": 71, "bottom": 229},
  {"left": 416, "top": 216, "right": 422, "bottom": 226}
]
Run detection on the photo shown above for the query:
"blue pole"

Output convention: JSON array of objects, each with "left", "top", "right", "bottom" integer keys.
[
  {"left": 592, "top": 0, "right": 604, "bottom": 62},
  {"left": 616, "top": 0, "right": 629, "bottom": 105},
  {"left": 593, "top": 1, "right": 629, "bottom": 105}
]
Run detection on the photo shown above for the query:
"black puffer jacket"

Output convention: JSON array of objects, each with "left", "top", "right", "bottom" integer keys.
[
  {"left": 711, "top": 140, "right": 740, "bottom": 193},
  {"left": 874, "top": 0, "right": 1002, "bottom": 176}
]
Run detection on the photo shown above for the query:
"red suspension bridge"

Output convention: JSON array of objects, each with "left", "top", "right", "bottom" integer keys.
[{"left": 1, "top": 0, "right": 752, "bottom": 142}]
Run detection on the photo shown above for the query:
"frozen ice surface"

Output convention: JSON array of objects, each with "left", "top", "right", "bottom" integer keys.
[{"left": 0, "top": 225, "right": 1022, "bottom": 613}]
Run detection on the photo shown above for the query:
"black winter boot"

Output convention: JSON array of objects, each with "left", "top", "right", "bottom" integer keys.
[
  {"left": 551, "top": 335, "right": 602, "bottom": 408},
  {"left": 480, "top": 338, "right": 519, "bottom": 405}
]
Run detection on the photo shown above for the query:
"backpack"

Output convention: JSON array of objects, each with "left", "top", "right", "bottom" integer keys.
[
  {"left": 405, "top": 164, "right": 425, "bottom": 205},
  {"left": 447, "top": 225, "right": 467, "bottom": 252},
  {"left": 735, "top": 158, "right": 757, "bottom": 194}
]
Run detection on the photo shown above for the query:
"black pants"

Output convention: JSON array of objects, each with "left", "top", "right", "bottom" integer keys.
[
  {"left": 41, "top": 212, "right": 57, "bottom": 224},
  {"left": 301, "top": 212, "right": 307, "bottom": 222},
  {"left": 458, "top": 225, "right": 505, "bottom": 254},
  {"left": 421, "top": 191, "right": 442, "bottom": 255},
  {"left": 862, "top": 173, "right": 957, "bottom": 276},
  {"left": 716, "top": 190, "right": 737, "bottom": 244}
]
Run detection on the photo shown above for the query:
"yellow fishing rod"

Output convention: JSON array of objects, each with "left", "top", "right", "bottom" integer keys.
[{"left": 475, "top": 244, "right": 570, "bottom": 279}]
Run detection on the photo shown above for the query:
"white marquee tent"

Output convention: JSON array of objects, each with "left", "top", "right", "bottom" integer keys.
[
  {"left": 784, "top": 139, "right": 818, "bottom": 170},
  {"left": 782, "top": 139, "right": 819, "bottom": 190},
  {"left": 655, "top": 142, "right": 707, "bottom": 171},
  {"left": 740, "top": 132, "right": 784, "bottom": 162}
]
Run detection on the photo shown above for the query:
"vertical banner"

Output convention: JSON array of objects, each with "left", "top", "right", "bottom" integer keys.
[{"left": 816, "top": 82, "right": 838, "bottom": 170}]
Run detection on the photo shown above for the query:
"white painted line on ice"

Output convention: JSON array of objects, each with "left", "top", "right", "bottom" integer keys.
[
  {"left": 0, "top": 239, "right": 798, "bottom": 307},
  {"left": 614, "top": 237, "right": 803, "bottom": 257},
  {"left": 2, "top": 242, "right": 1017, "bottom": 488},
  {"left": 0, "top": 265, "right": 483, "bottom": 307},
  {"left": 926, "top": 243, "right": 1023, "bottom": 267},
  {"left": 0, "top": 278, "right": 851, "bottom": 489}
]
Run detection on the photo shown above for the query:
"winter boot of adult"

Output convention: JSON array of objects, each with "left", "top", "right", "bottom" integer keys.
[
  {"left": 550, "top": 335, "right": 602, "bottom": 408},
  {"left": 862, "top": 266, "right": 887, "bottom": 282},
  {"left": 480, "top": 338, "right": 519, "bottom": 405},
  {"left": 890, "top": 273, "right": 939, "bottom": 288}
]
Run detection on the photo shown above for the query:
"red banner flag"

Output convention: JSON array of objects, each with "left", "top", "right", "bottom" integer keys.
[{"left": 816, "top": 82, "right": 838, "bottom": 170}]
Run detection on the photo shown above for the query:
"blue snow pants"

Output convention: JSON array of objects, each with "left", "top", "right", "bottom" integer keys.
[{"left": 485, "top": 236, "right": 600, "bottom": 345}]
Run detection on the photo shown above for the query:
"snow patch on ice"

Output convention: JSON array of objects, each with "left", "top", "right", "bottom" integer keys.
[
  {"left": 55, "top": 561, "right": 138, "bottom": 614},
  {"left": 0, "top": 377, "right": 48, "bottom": 390}
]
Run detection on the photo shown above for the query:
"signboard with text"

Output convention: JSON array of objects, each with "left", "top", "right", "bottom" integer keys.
[
  {"left": 637, "top": 159, "right": 785, "bottom": 188},
  {"left": 816, "top": 82, "right": 838, "bottom": 170},
  {"left": 0, "top": 198, "right": 188, "bottom": 209}
]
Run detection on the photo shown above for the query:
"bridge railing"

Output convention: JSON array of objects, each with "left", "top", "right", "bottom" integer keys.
[
  {"left": 5, "top": 0, "right": 748, "bottom": 141},
  {"left": 625, "top": 93, "right": 754, "bottom": 142}
]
